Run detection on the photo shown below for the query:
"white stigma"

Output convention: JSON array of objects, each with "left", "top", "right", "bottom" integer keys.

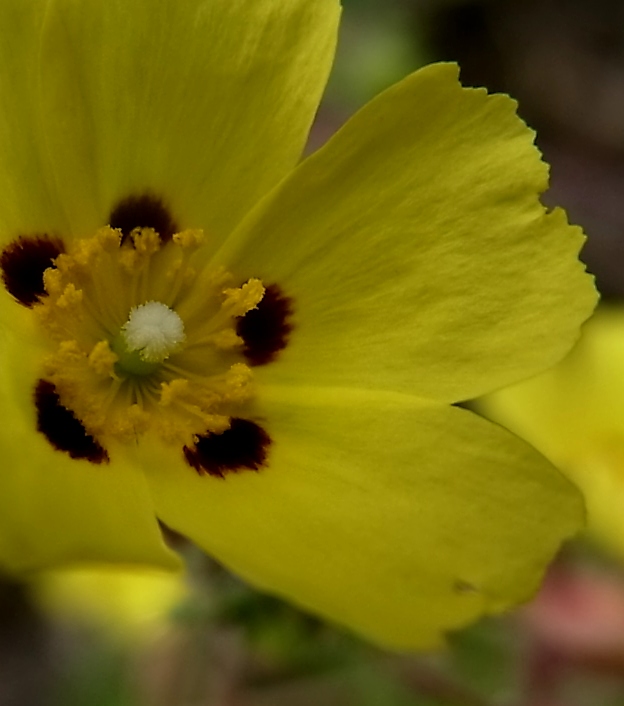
[{"left": 122, "top": 301, "right": 186, "bottom": 362}]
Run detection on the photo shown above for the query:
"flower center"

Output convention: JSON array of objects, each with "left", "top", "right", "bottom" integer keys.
[
  {"left": 35, "top": 226, "right": 265, "bottom": 447},
  {"left": 115, "top": 301, "right": 185, "bottom": 374}
]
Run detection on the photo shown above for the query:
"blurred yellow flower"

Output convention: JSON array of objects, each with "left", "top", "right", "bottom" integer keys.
[
  {"left": 0, "top": 0, "right": 596, "bottom": 648},
  {"left": 33, "top": 566, "right": 188, "bottom": 645},
  {"left": 482, "top": 307, "right": 624, "bottom": 558}
]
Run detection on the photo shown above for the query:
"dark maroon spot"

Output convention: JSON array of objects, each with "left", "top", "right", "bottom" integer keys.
[
  {"left": 109, "top": 194, "right": 178, "bottom": 244},
  {"left": 0, "top": 235, "right": 64, "bottom": 307},
  {"left": 183, "top": 418, "right": 270, "bottom": 478},
  {"left": 34, "top": 380, "right": 109, "bottom": 464},
  {"left": 236, "top": 284, "right": 293, "bottom": 366}
]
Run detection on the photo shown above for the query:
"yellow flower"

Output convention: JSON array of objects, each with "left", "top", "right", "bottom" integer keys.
[
  {"left": 481, "top": 307, "right": 624, "bottom": 560},
  {"left": 0, "top": 0, "right": 596, "bottom": 649},
  {"left": 33, "top": 565, "right": 188, "bottom": 645}
]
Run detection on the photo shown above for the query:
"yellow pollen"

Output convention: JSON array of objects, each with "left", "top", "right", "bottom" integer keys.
[
  {"left": 35, "top": 225, "right": 265, "bottom": 446},
  {"left": 88, "top": 340, "right": 119, "bottom": 377}
]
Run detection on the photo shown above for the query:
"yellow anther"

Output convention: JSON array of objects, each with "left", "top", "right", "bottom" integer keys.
[
  {"left": 71, "top": 235, "right": 103, "bottom": 267},
  {"left": 96, "top": 226, "right": 123, "bottom": 251},
  {"left": 88, "top": 341, "right": 119, "bottom": 377},
  {"left": 222, "top": 278, "right": 265, "bottom": 318},
  {"left": 173, "top": 229, "right": 204, "bottom": 249},
  {"left": 42, "top": 267, "right": 63, "bottom": 296},
  {"left": 199, "top": 413, "right": 231, "bottom": 435},
  {"left": 57, "top": 339, "right": 83, "bottom": 362},
  {"left": 159, "top": 378, "right": 189, "bottom": 407},
  {"left": 57, "top": 283, "right": 83, "bottom": 308},
  {"left": 132, "top": 228, "right": 161, "bottom": 255},
  {"left": 222, "top": 363, "right": 254, "bottom": 402}
]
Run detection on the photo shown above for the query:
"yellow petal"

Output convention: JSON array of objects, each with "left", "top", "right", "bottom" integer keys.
[
  {"left": 217, "top": 63, "right": 596, "bottom": 403},
  {"left": 0, "top": 0, "right": 340, "bottom": 243},
  {"left": 0, "top": 0, "right": 68, "bottom": 239},
  {"left": 0, "top": 311, "right": 179, "bottom": 573},
  {"left": 481, "top": 307, "right": 624, "bottom": 559},
  {"left": 140, "top": 386, "right": 582, "bottom": 649}
]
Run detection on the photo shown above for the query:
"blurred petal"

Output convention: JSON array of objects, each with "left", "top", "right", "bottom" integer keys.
[
  {"left": 482, "top": 307, "right": 624, "bottom": 558},
  {"left": 33, "top": 565, "right": 188, "bottom": 643},
  {"left": 217, "top": 63, "right": 596, "bottom": 403},
  {"left": 141, "top": 386, "right": 582, "bottom": 648}
]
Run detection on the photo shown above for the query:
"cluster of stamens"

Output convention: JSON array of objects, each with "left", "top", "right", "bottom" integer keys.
[{"left": 35, "top": 226, "right": 264, "bottom": 447}]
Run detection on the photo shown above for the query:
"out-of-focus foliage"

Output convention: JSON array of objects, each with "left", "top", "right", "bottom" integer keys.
[{"left": 324, "top": 0, "right": 426, "bottom": 111}]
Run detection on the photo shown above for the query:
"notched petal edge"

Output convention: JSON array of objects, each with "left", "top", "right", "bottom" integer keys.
[
  {"left": 34, "top": 380, "right": 109, "bottom": 464},
  {"left": 183, "top": 418, "right": 270, "bottom": 478}
]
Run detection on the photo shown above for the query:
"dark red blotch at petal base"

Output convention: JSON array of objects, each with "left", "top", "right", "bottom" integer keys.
[
  {"left": 109, "top": 194, "right": 178, "bottom": 244},
  {"left": 236, "top": 284, "right": 294, "bottom": 365},
  {"left": 34, "top": 380, "right": 109, "bottom": 464},
  {"left": 183, "top": 418, "right": 270, "bottom": 478},
  {"left": 0, "top": 235, "right": 64, "bottom": 307}
]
